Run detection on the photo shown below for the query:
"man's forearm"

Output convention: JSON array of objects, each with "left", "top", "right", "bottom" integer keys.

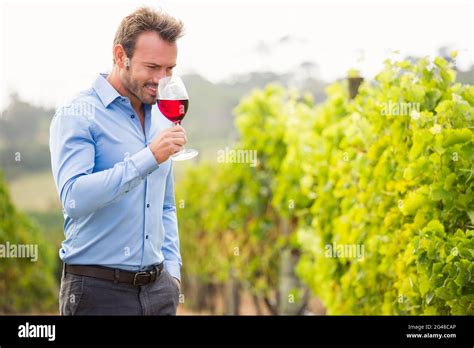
[{"left": 58, "top": 147, "right": 158, "bottom": 219}]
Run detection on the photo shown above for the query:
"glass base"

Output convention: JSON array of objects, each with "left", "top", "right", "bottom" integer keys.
[{"left": 171, "top": 148, "right": 199, "bottom": 161}]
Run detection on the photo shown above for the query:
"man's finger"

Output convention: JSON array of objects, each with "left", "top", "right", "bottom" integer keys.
[
  {"left": 169, "top": 133, "right": 186, "bottom": 140},
  {"left": 168, "top": 125, "right": 185, "bottom": 132},
  {"left": 169, "top": 137, "right": 186, "bottom": 146}
]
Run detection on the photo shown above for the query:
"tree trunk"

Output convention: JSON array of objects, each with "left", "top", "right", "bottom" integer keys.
[
  {"left": 278, "top": 218, "right": 308, "bottom": 315},
  {"left": 252, "top": 294, "right": 263, "bottom": 315},
  {"left": 348, "top": 77, "right": 363, "bottom": 99},
  {"left": 224, "top": 268, "right": 240, "bottom": 315}
]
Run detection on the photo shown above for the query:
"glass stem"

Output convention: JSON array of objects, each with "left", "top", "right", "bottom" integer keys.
[{"left": 174, "top": 121, "right": 185, "bottom": 153}]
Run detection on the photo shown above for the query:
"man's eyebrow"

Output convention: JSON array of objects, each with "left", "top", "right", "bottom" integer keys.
[{"left": 144, "top": 62, "right": 177, "bottom": 68}]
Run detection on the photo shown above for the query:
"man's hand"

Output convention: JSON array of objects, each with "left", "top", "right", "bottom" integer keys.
[{"left": 149, "top": 125, "right": 187, "bottom": 164}]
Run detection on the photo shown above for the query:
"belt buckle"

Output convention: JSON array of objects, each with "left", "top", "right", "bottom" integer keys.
[{"left": 133, "top": 271, "right": 151, "bottom": 286}]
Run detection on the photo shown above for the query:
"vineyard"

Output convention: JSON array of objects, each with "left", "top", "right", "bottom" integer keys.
[{"left": 176, "top": 55, "right": 474, "bottom": 315}]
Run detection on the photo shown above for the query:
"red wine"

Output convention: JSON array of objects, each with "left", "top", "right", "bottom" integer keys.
[{"left": 157, "top": 99, "right": 189, "bottom": 123}]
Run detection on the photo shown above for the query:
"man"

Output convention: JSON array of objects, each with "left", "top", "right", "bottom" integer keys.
[{"left": 50, "top": 7, "right": 187, "bottom": 315}]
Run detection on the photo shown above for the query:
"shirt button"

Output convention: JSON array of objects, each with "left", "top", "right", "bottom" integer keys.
[
  {"left": 146, "top": 203, "right": 150, "bottom": 208},
  {"left": 145, "top": 235, "right": 149, "bottom": 239},
  {"left": 131, "top": 115, "right": 135, "bottom": 119}
]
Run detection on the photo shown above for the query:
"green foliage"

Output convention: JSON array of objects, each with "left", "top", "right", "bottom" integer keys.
[
  {"left": 177, "top": 86, "right": 289, "bottom": 300},
  {"left": 0, "top": 171, "right": 58, "bottom": 313},
  {"left": 296, "top": 57, "right": 473, "bottom": 314},
  {"left": 177, "top": 161, "right": 281, "bottom": 297},
  {"left": 177, "top": 56, "right": 473, "bottom": 315}
]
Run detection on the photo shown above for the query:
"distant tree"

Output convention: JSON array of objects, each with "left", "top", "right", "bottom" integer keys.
[{"left": 0, "top": 95, "right": 53, "bottom": 180}]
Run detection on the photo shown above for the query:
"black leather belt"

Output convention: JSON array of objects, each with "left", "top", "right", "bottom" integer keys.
[{"left": 64, "top": 263, "right": 164, "bottom": 286}]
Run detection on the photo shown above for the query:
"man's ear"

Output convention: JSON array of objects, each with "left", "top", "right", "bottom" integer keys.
[{"left": 113, "top": 44, "right": 127, "bottom": 69}]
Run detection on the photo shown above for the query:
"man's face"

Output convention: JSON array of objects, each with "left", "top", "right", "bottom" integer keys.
[{"left": 120, "top": 31, "right": 177, "bottom": 105}]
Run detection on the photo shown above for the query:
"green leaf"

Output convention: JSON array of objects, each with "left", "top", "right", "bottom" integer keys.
[
  {"left": 419, "top": 276, "right": 430, "bottom": 297},
  {"left": 425, "top": 292, "right": 435, "bottom": 305},
  {"left": 443, "top": 129, "right": 472, "bottom": 148},
  {"left": 454, "top": 264, "right": 470, "bottom": 286},
  {"left": 467, "top": 211, "right": 474, "bottom": 225},
  {"left": 401, "top": 191, "right": 428, "bottom": 216},
  {"left": 435, "top": 286, "right": 455, "bottom": 300}
]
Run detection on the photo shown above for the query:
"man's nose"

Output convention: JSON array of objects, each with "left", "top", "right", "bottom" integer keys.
[{"left": 154, "top": 69, "right": 171, "bottom": 83}]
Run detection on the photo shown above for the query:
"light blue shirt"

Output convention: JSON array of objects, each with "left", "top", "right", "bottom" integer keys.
[{"left": 49, "top": 74, "right": 181, "bottom": 280}]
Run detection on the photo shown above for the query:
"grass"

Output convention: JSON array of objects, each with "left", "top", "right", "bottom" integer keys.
[{"left": 7, "top": 170, "right": 61, "bottom": 212}]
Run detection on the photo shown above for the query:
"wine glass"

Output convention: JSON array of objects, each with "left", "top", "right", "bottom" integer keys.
[{"left": 157, "top": 76, "right": 198, "bottom": 161}]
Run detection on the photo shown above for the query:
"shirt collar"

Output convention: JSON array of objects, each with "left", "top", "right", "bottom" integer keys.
[{"left": 92, "top": 73, "right": 121, "bottom": 108}]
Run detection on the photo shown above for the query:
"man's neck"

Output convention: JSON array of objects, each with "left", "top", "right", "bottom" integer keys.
[{"left": 107, "top": 67, "right": 143, "bottom": 116}]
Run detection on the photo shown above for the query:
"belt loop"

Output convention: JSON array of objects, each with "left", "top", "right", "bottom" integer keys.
[
  {"left": 158, "top": 263, "right": 163, "bottom": 277},
  {"left": 114, "top": 269, "right": 120, "bottom": 284},
  {"left": 155, "top": 265, "right": 161, "bottom": 279}
]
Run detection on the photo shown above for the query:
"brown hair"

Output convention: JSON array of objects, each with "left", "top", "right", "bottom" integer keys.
[{"left": 113, "top": 6, "right": 184, "bottom": 64}]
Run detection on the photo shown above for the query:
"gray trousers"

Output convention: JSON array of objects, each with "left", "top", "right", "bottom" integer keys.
[{"left": 59, "top": 268, "right": 180, "bottom": 315}]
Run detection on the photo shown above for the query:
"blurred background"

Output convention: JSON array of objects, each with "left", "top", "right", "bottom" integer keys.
[{"left": 0, "top": 0, "right": 472, "bottom": 315}]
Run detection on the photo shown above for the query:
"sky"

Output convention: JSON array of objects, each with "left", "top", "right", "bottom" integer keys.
[{"left": 0, "top": 0, "right": 473, "bottom": 110}]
